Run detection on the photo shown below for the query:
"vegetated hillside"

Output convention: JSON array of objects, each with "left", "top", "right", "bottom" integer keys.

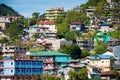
[{"left": 0, "top": 3, "right": 18, "bottom": 16}]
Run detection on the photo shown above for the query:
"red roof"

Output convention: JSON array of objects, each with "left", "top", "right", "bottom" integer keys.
[
  {"left": 37, "top": 21, "right": 55, "bottom": 25},
  {"left": 100, "top": 71, "right": 115, "bottom": 76},
  {"left": 71, "top": 22, "right": 81, "bottom": 25}
]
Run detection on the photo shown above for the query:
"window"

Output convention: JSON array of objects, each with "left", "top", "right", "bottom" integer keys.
[
  {"left": 11, "top": 62, "right": 13, "bottom": 65},
  {"left": 11, "top": 70, "right": 13, "bottom": 73}
]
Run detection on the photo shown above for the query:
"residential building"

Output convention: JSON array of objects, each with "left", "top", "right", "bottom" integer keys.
[
  {"left": 45, "top": 7, "right": 65, "bottom": 21},
  {"left": 0, "top": 57, "right": 44, "bottom": 80},
  {"left": 28, "top": 24, "right": 38, "bottom": 41},
  {"left": 29, "top": 51, "right": 70, "bottom": 74},
  {"left": 113, "top": 45, "right": 120, "bottom": 59},
  {"left": 107, "top": 39, "right": 120, "bottom": 51},
  {"left": 0, "top": 32, "right": 6, "bottom": 38},
  {"left": 36, "top": 38, "right": 72, "bottom": 51},
  {"left": 0, "top": 15, "right": 22, "bottom": 32},
  {"left": 106, "top": 0, "right": 115, "bottom": 4},
  {"left": 94, "top": 32, "right": 111, "bottom": 44},
  {"left": 89, "top": 55, "right": 114, "bottom": 72},
  {"left": 100, "top": 71, "right": 115, "bottom": 80},
  {"left": 76, "top": 39, "right": 94, "bottom": 51},
  {"left": 37, "top": 21, "right": 57, "bottom": 39},
  {"left": 70, "top": 22, "right": 85, "bottom": 33},
  {"left": 98, "top": 23, "right": 113, "bottom": 32},
  {"left": 2, "top": 46, "right": 27, "bottom": 57},
  {"left": 86, "top": 7, "right": 96, "bottom": 17},
  {"left": 114, "top": 59, "right": 120, "bottom": 72}
]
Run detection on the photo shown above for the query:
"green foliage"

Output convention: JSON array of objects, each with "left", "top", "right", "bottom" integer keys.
[
  {"left": 0, "top": 37, "right": 9, "bottom": 43},
  {"left": 114, "top": 71, "right": 120, "bottom": 80},
  {"left": 59, "top": 44, "right": 81, "bottom": 59},
  {"left": 40, "top": 13, "right": 45, "bottom": 21},
  {"left": 64, "top": 10, "right": 90, "bottom": 25},
  {"left": 29, "top": 12, "right": 40, "bottom": 25},
  {"left": 54, "top": 16, "right": 64, "bottom": 24},
  {"left": 108, "top": 31, "right": 120, "bottom": 39},
  {"left": 68, "top": 68, "right": 89, "bottom": 80},
  {"left": 81, "top": 50, "right": 90, "bottom": 58},
  {"left": 56, "top": 23, "right": 69, "bottom": 38},
  {"left": 65, "top": 31, "right": 80, "bottom": 43},
  {"left": 95, "top": 2, "right": 106, "bottom": 16},
  {"left": 94, "top": 41, "right": 107, "bottom": 54},
  {"left": 0, "top": 56, "right": 4, "bottom": 60},
  {"left": 37, "top": 74, "right": 60, "bottom": 80},
  {"left": 6, "top": 19, "right": 23, "bottom": 44},
  {"left": 0, "top": 4, "right": 18, "bottom": 16},
  {"left": 113, "top": 23, "right": 120, "bottom": 31},
  {"left": 86, "top": 0, "right": 106, "bottom": 6}
]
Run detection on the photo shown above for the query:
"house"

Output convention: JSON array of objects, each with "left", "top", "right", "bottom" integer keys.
[
  {"left": 70, "top": 22, "right": 85, "bottom": 33},
  {"left": 100, "top": 71, "right": 115, "bottom": 80},
  {"left": 94, "top": 32, "right": 111, "bottom": 44},
  {"left": 28, "top": 24, "right": 38, "bottom": 40},
  {"left": 2, "top": 46, "right": 27, "bottom": 57},
  {"left": 98, "top": 23, "right": 113, "bottom": 32},
  {"left": 37, "top": 21, "right": 57, "bottom": 39},
  {"left": 114, "top": 59, "right": 120, "bottom": 72},
  {"left": 89, "top": 55, "right": 114, "bottom": 72},
  {"left": 29, "top": 51, "right": 70, "bottom": 74},
  {"left": 0, "top": 57, "right": 44, "bottom": 80},
  {"left": 77, "top": 39, "right": 94, "bottom": 51},
  {"left": 36, "top": 38, "right": 72, "bottom": 51},
  {"left": 0, "top": 32, "right": 6, "bottom": 38},
  {"left": 113, "top": 45, "right": 120, "bottom": 59},
  {"left": 86, "top": 7, "right": 96, "bottom": 17},
  {"left": 0, "top": 15, "right": 22, "bottom": 33},
  {"left": 45, "top": 7, "right": 65, "bottom": 21},
  {"left": 107, "top": 39, "right": 120, "bottom": 51}
]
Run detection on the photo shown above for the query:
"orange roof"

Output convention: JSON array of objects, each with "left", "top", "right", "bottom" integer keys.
[{"left": 37, "top": 21, "right": 55, "bottom": 25}]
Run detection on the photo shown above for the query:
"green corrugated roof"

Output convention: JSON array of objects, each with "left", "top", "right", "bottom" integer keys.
[
  {"left": 29, "top": 51, "right": 69, "bottom": 57},
  {"left": 29, "top": 24, "right": 38, "bottom": 28}
]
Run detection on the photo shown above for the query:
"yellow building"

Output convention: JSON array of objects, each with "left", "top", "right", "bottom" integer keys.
[
  {"left": 45, "top": 7, "right": 65, "bottom": 21},
  {"left": 89, "top": 55, "right": 114, "bottom": 72}
]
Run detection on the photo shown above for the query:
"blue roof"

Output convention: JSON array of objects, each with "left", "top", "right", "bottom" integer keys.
[
  {"left": 90, "top": 55, "right": 113, "bottom": 60},
  {"left": 99, "top": 23, "right": 112, "bottom": 27}
]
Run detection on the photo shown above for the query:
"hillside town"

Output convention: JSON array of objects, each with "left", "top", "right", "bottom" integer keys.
[{"left": 0, "top": 0, "right": 120, "bottom": 80}]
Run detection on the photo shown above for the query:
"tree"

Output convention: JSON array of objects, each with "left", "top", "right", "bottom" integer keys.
[
  {"left": 65, "top": 31, "right": 80, "bottom": 43},
  {"left": 56, "top": 23, "right": 69, "bottom": 39},
  {"left": 94, "top": 41, "right": 107, "bottom": 54},
  {"left": 0, "top": 37, "right": 9, "bottom": 43},
  {"left": 59, "top": 44, "right": 81, "bottom": 59},
  {"left": 108, "top": 31, "right": 120, "bottom": 39},
  {"left": 113, "top": 23, "right": 120, "bottom": 31},
  {"left": 95, "top": 1, "right": 106, "bottom": 17},
  {"left": 114, "top": 71, "right": 120, "bottom": 80},
  {"left": 6, "top": 19, "right": 23, "bottom": 44},
  {"left": 68, "top": 68, "right": 89, "bottom": 80},
  {"left": 64, "top": 10, "right": 90, "bottom": 25},
  {"left": 30, "top": 12, "right": 40, "bottom": 25},
  {"left": 81, "top": 50, "right": 90, "bottom": 58}
]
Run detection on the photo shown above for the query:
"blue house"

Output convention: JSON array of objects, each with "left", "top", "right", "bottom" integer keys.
[
  {"left": 0, "top": 57, "right": 44, "bottom": 79},
  {"left": 29, "top": 51, "right": 70, "bottom": 74}
]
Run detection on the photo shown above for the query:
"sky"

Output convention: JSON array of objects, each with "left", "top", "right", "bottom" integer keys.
[{"left": 0, "top": 0, "right": 88, "bottom": 17}]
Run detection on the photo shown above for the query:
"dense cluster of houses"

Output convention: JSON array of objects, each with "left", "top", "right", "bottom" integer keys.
[{"left": 0, "top": 0, "right": 120, "bottom": 79}]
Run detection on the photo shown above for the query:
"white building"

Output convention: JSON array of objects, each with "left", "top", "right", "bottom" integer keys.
[{"left": 2, "top": 46, "right": 27, "bottom": 57}]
